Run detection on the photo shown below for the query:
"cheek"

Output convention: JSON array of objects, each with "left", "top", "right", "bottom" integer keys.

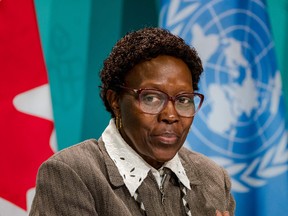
[
  {"left": 120, "top": 99, "right": 153, "bottom": 138},
  {"left": 122, "top": 110, "right": 154, "bottom": 135},
  {"left": 121, "top": 99, "right": 141, "bottom": 126},
  {"left": 180, "top": 118, "right": 194, "bottom": 137},
  {"left": 121, "top": 111, "right": 156, "bottom": 155}
]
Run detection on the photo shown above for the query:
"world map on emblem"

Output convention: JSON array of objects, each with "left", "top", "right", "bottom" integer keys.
[{"left": 160, "top": 0, "right": 287, "bottom": 191}]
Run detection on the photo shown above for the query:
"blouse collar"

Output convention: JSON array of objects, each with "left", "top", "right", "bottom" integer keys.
[{"left": 102, "top": 119, "right": 191, "bottom": 196}]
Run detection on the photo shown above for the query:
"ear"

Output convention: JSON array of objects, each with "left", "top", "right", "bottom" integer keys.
[{"left": 106, "top": 89, "right": 121, "bottom": 116}]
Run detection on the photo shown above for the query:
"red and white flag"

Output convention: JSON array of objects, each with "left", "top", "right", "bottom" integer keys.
[{"left": 0, "top": 0, "right": 55, "bottom": 214}]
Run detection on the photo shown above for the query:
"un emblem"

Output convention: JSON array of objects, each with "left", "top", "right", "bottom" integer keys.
[{"left": 160, "top": 0, "right": 288, "bottom": 192}]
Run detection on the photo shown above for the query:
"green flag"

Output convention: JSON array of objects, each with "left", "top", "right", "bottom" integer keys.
[{"left": 267, "top": 0, "right": 288, "bottom": 124}]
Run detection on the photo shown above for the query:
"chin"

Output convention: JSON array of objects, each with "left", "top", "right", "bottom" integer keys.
[{"left": 153, "top": 151, "right": 177, "bottom": 163}]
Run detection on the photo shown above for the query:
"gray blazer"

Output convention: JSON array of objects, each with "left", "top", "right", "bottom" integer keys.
[{"left": 30, "top": 139, "right": 235, "bottom": 216}]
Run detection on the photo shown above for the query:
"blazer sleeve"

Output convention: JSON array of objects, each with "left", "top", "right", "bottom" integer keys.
[
  {"left": 222, "top": 167, "right": 236, "bottom": 215},
  {"left": 29, "top": 159, "right": 98, "bottom": 216}
]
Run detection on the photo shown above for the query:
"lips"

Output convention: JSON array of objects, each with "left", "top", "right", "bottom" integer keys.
[{"left": 152, "top": 132, "right": 180, "bottom": 145}]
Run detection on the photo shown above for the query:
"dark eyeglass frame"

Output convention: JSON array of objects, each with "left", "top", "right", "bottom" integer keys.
[{"left": 117, "top": 85, "right": 204, "bottom": 117}]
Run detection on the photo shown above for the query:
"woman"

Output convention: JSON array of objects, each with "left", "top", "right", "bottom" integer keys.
[{"left": 30, "top": 27, "right": 235, "bottom": 216}]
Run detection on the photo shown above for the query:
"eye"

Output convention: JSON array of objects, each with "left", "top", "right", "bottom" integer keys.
[
  {"left": 176, "top": 96, "right": 194, "bottom": 107},
  {"left": 141, "top": 92, "right": 162, "bottom": 105}
]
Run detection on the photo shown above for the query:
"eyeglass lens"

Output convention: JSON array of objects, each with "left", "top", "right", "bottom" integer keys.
[{"left": 139, "top": 89, "right": 201, "bottom": 117}]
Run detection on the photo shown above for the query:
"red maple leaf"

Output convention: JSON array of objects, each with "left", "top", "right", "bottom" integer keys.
[{"left": 0, "top": 0, "right": 54, "bottom": 211}]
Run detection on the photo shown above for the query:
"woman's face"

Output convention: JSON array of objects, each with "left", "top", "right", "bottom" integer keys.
[{"left": 117, "top": 55, "right": 194, "bottom": 169}]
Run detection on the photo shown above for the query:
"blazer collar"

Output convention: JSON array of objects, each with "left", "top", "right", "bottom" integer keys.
[{"left": 98, "top": 138, "right": 125, "bottom": 188}]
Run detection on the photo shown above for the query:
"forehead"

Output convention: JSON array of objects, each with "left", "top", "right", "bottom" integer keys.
[{"left": 124, "top": 55, "right": 193, "bottom": 91}]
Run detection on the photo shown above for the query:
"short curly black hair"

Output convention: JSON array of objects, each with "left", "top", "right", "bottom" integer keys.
[{"left": 100, "top": 27, "right": 203, "bottom": 117}]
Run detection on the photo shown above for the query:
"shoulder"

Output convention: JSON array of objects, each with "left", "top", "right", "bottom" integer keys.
[
  {"left": 36, "top": 139, "right": 112, "bottom": 188},
  {"left": 179, "top": 147, "right": 231, "bottom": 188},
  {"left": 50, "top": 139, "right": 101, "bottom": 161},
  {"left": 41, "top": 139, "right": 106, "bottom": 174},
  {"left": 179, "top": 146, "right": 222, "bottom": 172},
  {"left": 179, "top": 147, "right": 235, "bottom": 214}
]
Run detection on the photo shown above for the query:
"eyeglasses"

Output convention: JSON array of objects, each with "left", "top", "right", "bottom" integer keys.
[{"left": 118, "top": 86, "right": 204, "bottom": 117}]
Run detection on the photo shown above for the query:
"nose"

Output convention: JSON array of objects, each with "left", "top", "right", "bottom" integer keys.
[{"left": 158, "top": 100, "right": 179, "bottom": 124}]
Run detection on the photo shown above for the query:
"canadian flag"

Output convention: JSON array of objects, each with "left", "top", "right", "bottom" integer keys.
[{"left": 0, "top": 0, "right": 55, "bottom": 215}]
